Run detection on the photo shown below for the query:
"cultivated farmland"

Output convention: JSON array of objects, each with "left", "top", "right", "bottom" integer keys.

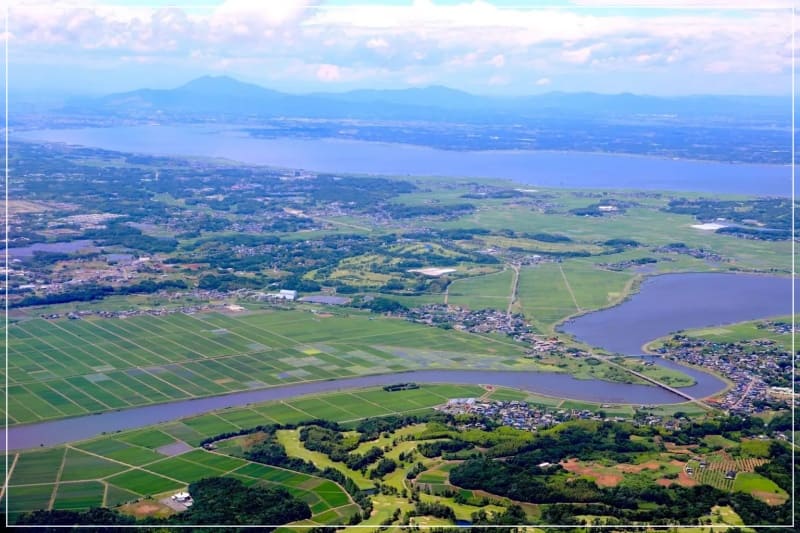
[
  {"left": 5, "top": 384, "right": 476, "bottom": 523},
  {"left": 4, "top": 309, "right": 529, "bottom": 425}
]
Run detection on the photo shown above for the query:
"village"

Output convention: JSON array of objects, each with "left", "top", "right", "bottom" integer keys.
[
  {"left": 436, "top": 398, "right": 614, "bottom": 431},
  {"left": 402, "top": 304, "right": 581, "bottom": 356},
  {"left": 435, "top": 398, "right": 687, "bottom": 432},
  {"left": 654, "top": 335, "right": 796, "bottom": 413}
]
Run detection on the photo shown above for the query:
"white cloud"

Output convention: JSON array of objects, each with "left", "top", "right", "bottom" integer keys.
[
  {"left": 316, "top": 63, "right": 341, "bottom": 82},
  {"left": 535, "top": 77, "right": 551, "bottom": 86},
  {"left": 366, "top": 37, "right": 389, "bottom": 49},
  {"left": 562, "top": 45, "right": 600, "bottom": 64},
  {"left": 569, "top": 0, "right": 793, "bottom": 7},
  {"left": 8, "top": 1, "right": 793, "bottom": 94}
]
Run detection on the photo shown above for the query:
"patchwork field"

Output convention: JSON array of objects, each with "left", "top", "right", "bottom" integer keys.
[
  {"left": 4, "top": 309, "right": 529, "bottom": 425},
  {"left": 4, "top": 384, "right": 483, "bottom": 523}
]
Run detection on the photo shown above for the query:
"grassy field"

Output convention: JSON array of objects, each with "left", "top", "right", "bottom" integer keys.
[
  {"left": 516, "top": 261, "right": 634, "bottom": 332},
  {"left": 276, "top": 429, "right": 373, "bottom": 489},
  {"left": 446, "top": 268, "right": 513, "bottom": 311},
  {"left": 733, "top": 472, "right": 788, "bottom": 504},
  {"left": 671, "top": 315, "right": 796, "bottom": 352},
  {"left": 434, "top": 192, "right": 791, "bottom": 273},
  {"left": 4, "top": 384, "right": 483, "bottom": 522},
  {"left": 4, "top": 309, "right": 530, "bottom": 425},
  {"left": 614, "top": 357, "right": 696, "bottom": 387}
]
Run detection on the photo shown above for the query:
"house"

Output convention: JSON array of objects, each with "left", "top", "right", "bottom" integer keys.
[{"left": 725, "top": 470, "right": 737, "bottom": 480}]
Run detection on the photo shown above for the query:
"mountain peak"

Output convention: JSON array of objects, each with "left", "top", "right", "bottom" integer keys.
[{"left": 177, "top": 75, "right": 270, "bottom": 95}]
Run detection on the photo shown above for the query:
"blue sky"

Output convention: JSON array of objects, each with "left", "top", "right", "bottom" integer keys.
[{"left": 9, "top": 1, "right": 796, "bottom": 97}]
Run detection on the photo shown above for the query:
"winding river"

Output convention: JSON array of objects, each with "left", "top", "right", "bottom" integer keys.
[{"left": 6, "top": 272, "right": 794, "bottom": 450}]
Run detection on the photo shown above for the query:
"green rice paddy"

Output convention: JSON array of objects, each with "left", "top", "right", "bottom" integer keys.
[
  {"left": 4, "top": 384, "right": 483, "bottom": 522},
  {"left": 5, "top": 309, "right": 526, "bottom": 425}
]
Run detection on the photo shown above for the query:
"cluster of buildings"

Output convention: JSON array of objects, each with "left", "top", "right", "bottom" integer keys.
[
  {"left": 403, "top": 304, "right": 579, "bottom": 356},
  {"left": 654, "top": 335, "right": 795, "bottom": 413},
  {"left": 405, "top": 305, "right": 529, "bottom": 336},
  {"left": 436, "top": 399, "right": 623, "bottom": 431},
  {"left": 757, "top": 320, "right": 794, "bottom": 335},
  {"left": 39, "top": 301, "right": 242, "bottom": 321},
  {"left": 6, "top": 253, "right": 172, "bottom": 305},
  {"left": 652, "top": 244, "right": 728, "bottom": 263}
]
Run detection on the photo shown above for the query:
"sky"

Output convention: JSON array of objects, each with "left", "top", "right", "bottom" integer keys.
[{"left": 7, "top": 0, "right": 798, "bottom": 97}]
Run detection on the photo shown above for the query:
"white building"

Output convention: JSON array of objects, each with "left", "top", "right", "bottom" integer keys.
[{"left": 267, "top": 289, "right": 297, "bottom": 301}]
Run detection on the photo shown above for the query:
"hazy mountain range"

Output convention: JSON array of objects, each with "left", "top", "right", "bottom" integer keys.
[{"left": 63, "top": 75, "right": 790, "bottom": 124}]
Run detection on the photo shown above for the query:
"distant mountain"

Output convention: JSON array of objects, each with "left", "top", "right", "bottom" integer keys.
[
  {"left": 313, "top": 85, "right": 486, "bottom": 111},
  {"left": 63, "top": 75, "right": 790, "bottom": 123}
]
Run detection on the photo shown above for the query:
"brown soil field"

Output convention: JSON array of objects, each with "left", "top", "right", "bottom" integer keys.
[
  {"left": 617, "top": 460, "right": 661, "bottom": 473},
  {"left": 240, "top": 431, "right": 268, "bottom": 449},
  {"left": 561, "top": 459, "right": 623, "bottom": 487},
  {"left": 676, "top": 470, "right": 698, "bottom": 487},
  {"left": 119, "top": 500, "right": 173, "bottom": 519},
  {"left": 752, "top": 491, "right": 789, "bottom": 506}
]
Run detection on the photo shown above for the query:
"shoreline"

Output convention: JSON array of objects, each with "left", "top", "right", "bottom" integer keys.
[
  {"left": 5, "top": 367, "right": 711, "bottom": 451},
  {"left": 6, "top": 380, "right": 709, "bottom": 454},
  {"left": 14, "top": 125, "right": 789, "bottom": 169}
]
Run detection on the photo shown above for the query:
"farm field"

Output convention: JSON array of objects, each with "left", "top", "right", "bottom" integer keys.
[
  {"left": 516, "top": 261, "right": 634, "bottom": 332},
  {"left": 4, "top": 384, "right": 482, "bottom": 522},
  {"left": 684, "top": 450, "right": 789, "bottom": 505},
  {"left": 446, "top": 268, "right": 514, "bottom": 311},
  {"left": 4, "top": 309, "right": 529, "bottom": 425},
  {"left": 435, "top": 199, "right": 791, "bottom": 273}
]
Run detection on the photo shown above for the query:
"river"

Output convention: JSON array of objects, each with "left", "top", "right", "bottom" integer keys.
[
  {"left": 6, "top": 272, "right": 794, "bottom": 450},
  {"left": 17, "top": 125, "right": 791, "bottom": 196}
]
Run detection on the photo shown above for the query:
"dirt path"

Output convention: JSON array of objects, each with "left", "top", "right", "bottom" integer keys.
[
  {"left": 1, "top": 453, "right": 20, "bottom": 500},
  {"left": 311, "top": 216, "right": 372, "bottom": 232},
  {"left": 47, "top": 447, "right": 69, "bottom": 509},
  {"left": 558, "top": 264, "right": 581, "bottom": 312},
  {"left": 507, "top": 263, "right": 520, "bottom": 316}
]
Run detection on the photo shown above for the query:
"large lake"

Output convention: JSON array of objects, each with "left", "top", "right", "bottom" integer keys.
[
  {"left": 560, "top": 272, "right": 795, "bottom": 355},
  {"left": 18, "top": 125, "right": 791, "bottom": 196},
  {"left": 6, "top": 272, "right": 793, "bottom": 450}
]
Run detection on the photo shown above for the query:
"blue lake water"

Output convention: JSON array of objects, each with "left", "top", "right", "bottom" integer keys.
[
  {"left": 8, "top": 240, "right": 96, "bottom": 258},
  {"left": 560, "top": 272, "right": 795, "bottom": 356},
  {"left": 17, "top": 125, "right": 792, "bottom": 196}
]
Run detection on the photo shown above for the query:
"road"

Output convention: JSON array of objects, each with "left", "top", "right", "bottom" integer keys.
[
  {"left": 507, "top": 263, "right": 520, "bottom": 316},
  {"left": 559, "top": 264, "right": 582, "bottom": 312},
  {"left": 599, "top": 356, "right": 712, "bottom": 410}
]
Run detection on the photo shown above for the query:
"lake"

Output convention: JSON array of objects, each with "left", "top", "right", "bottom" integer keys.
[
  {"left": 18, "top": 125, "right": 791, "bottom": 196},
  {"left": 560, "top": 272, "right": 795, "bottom": 356},
  {"left": 7, "top": 272, "right": 793, "bottom": 450},
  {"left": 8, "top": 239, "right": 96, "bottom": 259}
]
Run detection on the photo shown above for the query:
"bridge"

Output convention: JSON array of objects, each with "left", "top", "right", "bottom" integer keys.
[{"left": 601, "top": 357, "right": 712, "bottom": 409}]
